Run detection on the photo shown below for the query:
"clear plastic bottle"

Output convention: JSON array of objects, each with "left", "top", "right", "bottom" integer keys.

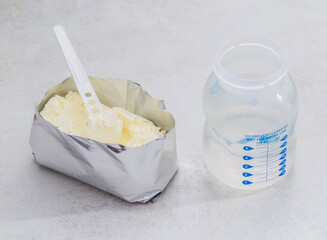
[{"left": 203, "top": 37, "right": 298, "bottom": 190}]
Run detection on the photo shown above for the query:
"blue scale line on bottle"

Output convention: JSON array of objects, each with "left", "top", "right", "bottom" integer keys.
[
  {"left": 262, "top": 164, "right": 286, "bottom": 181},
  {"left": 261, "top": 154, "right": 284, "bottom": 164},
  {"left": 259, "top": 147, "right": 280, "bottom": 155},
  {"left": 253, "top": 159, "right": 285, "bottom": 170},
  {"left": 244, "top": 145, "right": 281, "bottom": 159},
  {"left": 265, "top": 163, "right": 280, "bottom": 172},
  {"left": 243, "top": 157, "right": 287, "bottom": 169},
  {"left": 265, "top": 164, "right": 286, "bottom": 176},
  {"left": 264, "top": 151, "right": 287, "bottom": 164},
  {"left": 249, "top": 164, "right": 281, "bottom": 176},
  {"left": 259, "top": 154, "right": 280, "bottom": 162},
  {"left": 265, "top": 169, "right": 287, "bottom": 182},
  {"left": 254, "top": 165, "right": 287, "bottom": 182},
  {"left": 266, "top": 143, "right": 286, "bottom": 156}
]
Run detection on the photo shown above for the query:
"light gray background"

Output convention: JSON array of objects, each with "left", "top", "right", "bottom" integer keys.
[{"left": 1, "top": 0, "right": 326, "bottom": 239}]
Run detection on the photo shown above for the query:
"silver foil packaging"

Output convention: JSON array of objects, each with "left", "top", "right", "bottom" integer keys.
[{"left": 29, "top": 77, "right": 178, "bottom": 203}]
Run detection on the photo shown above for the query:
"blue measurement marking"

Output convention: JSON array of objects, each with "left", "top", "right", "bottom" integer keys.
[
  {"left": 267, "top": 161, "right": 281, "bottom": 167},
  {"left": 253, "top": 165, "right": 279, "bottom": 175},
  {"left": 280, "top": 148, "right": 287, "bottom": 154},
  {"left": 258, "top": 153, "right": 280, "bottom": 160},
  {"left": 242, "top": 180, "right": 253, "bottom": 185},
  {"left": 242, "top": 126, "right": 289, "bottom": 185},
  {"left": 262, "top": 159, "right": 280, "bottom": 167},
  {"left": 280, "top": 141, "right": 287, "bottom": 148},
  {"left": 243, "top": 156, "right": 253, "bottom": 160},
  {"left": 256, "top": 158, "right": 282, "bottom": 167},
  {"left": 243, "top": 172, "right": 253, "bottom": 177},
  {"left": 280, "top": 154, "right": 286, "bottom": 160},
  {"left": 252, "top": 165, "right": 288, "bottom": 183},
  {"left": 279, "top": 170, "right": 286, "bottom": 176},
  {"left": 259, "top": 151, "right": 280, "bottom": 158},
  {"left": 267, "top": 164, "right": 279, "bottom": 171},
  {"left": 254, "top": 168, "right": 285, "bottom": 181},
  {"left": 280, "top": 135, "right": 288, "bottom": 141},
  {"left": 254, "top": 160, "right": 280, "bottom": 168},
  {"left": 280, "top": 159, "right": 286, "bottom": 165},
  {"left": 243, "top": 146, "right": 254, "bottom": 151},
  {"left": 243, "top": 164, "right": 253, "bottom": 169},
  {"left": 279, "top": 164, "right": 286, "bottom": 171}
]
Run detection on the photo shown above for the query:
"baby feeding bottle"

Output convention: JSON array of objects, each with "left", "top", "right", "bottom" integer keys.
[{"left": 203, "top": 37, "right": 298, "bottom": 190}]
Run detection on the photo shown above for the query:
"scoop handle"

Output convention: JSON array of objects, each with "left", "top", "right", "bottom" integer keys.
[{"left": 53, "top": 25, "right": 103, "bottom": 116}]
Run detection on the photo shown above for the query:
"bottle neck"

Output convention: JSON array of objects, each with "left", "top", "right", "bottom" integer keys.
[{"left": 214, "top": 37, "right": 288, "bottom": 95}]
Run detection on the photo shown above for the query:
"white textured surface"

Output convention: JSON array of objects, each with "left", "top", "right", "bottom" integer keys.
[{"left": 1, "top": 1, "right": 327, "bottom": 239}]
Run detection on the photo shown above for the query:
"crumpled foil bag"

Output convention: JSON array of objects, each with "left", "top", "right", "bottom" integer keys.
[{"left": 29, "top": 77, "right": 178, "bottom": 203}]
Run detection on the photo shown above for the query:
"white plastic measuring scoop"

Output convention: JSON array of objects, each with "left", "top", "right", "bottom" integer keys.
[
  {"left": 53, "top": 25, "right": 103, "bottom": 115},
  {"left": 53, "top": 25, "right": 123, "bottom": 143}
]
